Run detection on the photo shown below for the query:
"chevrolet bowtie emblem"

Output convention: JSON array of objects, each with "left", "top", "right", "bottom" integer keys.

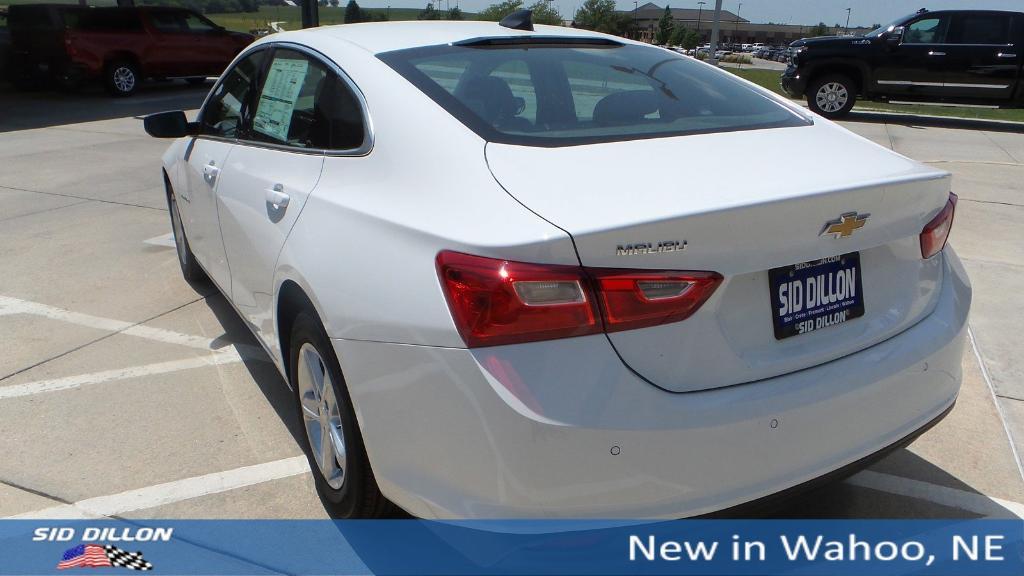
[{"left": 821, "top": 212, "right": 869, "bottom": 239}]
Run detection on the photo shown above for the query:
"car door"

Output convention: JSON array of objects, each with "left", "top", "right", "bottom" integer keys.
[
  {"left": 141, "top": 9, "right": 198, "bottom": 77},
  {"left": 873, "top": 13, "right": 952, "bottom": 97},
  {"left": 180, "top": 48, "right": 267, "bottom": 292},
  {"left": 943, "top": 11, "right": 1018, "bottom": 100},
  {"left": 215, "top": 47, "right": 367, "bottom": 339}
]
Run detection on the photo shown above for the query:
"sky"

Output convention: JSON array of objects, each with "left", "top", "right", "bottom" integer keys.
[{"left": 348, "top": 0, "right": 1024, "bottom": 28}]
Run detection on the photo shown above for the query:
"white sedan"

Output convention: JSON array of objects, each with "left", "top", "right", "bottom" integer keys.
[{"left": 144, "top": 15, "right": 970, "bottom": 519}]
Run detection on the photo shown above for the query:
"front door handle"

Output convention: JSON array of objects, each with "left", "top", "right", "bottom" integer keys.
[
  {"left": 266, "top": 184, "right": 290, "bottom": 210},
  {"left": 928, "top": 51, "right": 946, "bottom": 56},
  {"left": 202, "top": 161, "right": 220, "bottom": 186},
  {"left": 997, "top": 52, "right": 1018, "bottom": 58}
]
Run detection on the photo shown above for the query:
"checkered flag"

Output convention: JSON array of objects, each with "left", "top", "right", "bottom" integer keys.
[{"left": 104, "top": 545, "right": 153, "bottom": 571}]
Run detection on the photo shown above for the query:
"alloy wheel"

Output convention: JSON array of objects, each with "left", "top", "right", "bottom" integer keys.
[
  {"left": 112, "top": 66, "right": 136, "bottom": 94},
  {"left": 297, "top": 343, "right": 347, "bottom": 490},
  {"left": 815, "top": 82, "right": 849, "bottom": 113}
]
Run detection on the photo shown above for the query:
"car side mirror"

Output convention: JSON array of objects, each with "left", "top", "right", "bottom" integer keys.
[
  {"left": 884, "top": 26, "right": 904, "bottom": 48},
  {"left": 143, "top": 111, "right": 197, "bottom": 138}
]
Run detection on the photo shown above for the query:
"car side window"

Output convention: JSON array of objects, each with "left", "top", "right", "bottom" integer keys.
[
  {"left": 250, "top": 49, "right": 365, "bottom": 150},
  {"left": 147, "top": 11, "right": 185, "bottom": 33},
  {"left": 903, "top": 16, "right": 949, "bottom": 44},
  {"left": 952, "top": 13, "right": 1011, "bottom": 45},
  {"left": 181, "top": 12, "right": 218, "bottom": 33},
  {"left": 201, "top": 50, "right": 266, "bottom": 139}
]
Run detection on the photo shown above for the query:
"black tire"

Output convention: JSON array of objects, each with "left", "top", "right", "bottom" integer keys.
[
  {"left": 185, "top": 77, "right": 208, "bottom": 87},
  {"left": 289, "top": 312, "right": 394, "bottom": 518},
  {"left": 165, "top": 185, "right": 209, "bottom": 284},
  {"left": 806, "top": 74, "right": 857, "bottom": 119},
  {"left": 104, "top": 60, "right": 140, "bottom": 97}
]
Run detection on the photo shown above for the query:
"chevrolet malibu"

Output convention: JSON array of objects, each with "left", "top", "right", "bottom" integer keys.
[{"left": 143, "top": 16, "right": 971, "bottom": 519}]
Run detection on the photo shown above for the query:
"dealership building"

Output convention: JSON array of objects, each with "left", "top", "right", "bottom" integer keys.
[{"left": 625, "top": 3, "right": 873, "bottom": 45}]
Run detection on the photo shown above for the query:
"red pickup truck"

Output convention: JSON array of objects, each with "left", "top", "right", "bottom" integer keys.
[{"left": 7, "top": 4, "right": 253, "bottom": 96}]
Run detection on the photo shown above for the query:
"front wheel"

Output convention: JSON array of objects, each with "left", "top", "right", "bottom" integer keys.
[
  {"left": 166, "top": 187, "right": 208, "bottom": 284},
  {"left": 289, "top": 312, "right": 394, "bottom": 518},
  {"left": 807, "top": 74, "right": 857, "bottom": 119}
]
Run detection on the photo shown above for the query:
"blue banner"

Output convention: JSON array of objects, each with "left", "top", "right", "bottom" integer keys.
[{"left": 2, "top": 519, "right": 1021, "bottom": 575}]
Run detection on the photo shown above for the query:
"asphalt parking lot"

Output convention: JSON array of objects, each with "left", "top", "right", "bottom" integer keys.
[{"left": 1, "top": 81, "right": 1023, "bottom": 520}]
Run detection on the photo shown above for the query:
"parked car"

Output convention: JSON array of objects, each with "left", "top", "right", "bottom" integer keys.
[
  {"left": 782, "top": 8, "right": 1024, "bottom": 118},
  {"left": 145, "top": 16, "right": 969, "bottom": 519},
  {"left": 6, "top": 4, "right": 253, "bottom": 96},
  {"left": 0, "top": 8, "right": 9, "bottom": 78}
]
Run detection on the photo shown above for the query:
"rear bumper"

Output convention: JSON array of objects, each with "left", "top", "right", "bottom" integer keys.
[{"left": 334, "top": 247, "right": 971, "bottom": 519}]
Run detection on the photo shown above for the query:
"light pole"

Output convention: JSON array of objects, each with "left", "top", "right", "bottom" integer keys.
[
  {"left": 696, "top": 1, "right": 705, "bottom": 45},
  {"left": 734, "top": 2, "right": 741, "bottom": 44},
  {"left": 633, "top": 0, "right": 638, "bottom": 39},
  {"left": 844, "top": 7, "right": 851, "bottom": 34},
  {"left": 708, "top": 0, "right": 723, "bottom": 64}
]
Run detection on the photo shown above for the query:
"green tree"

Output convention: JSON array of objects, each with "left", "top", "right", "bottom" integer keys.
[
  {"left": 808, "top": 22, "right": 829, "bottom": 37},
  {"left": 682, "top": 28, "right": 700, "bottom": 49},
  {"left": 478, "top": 0, "right": 524, "bottom": 21},
  {"left": 655, "top": 5, "right": 674, "bottom": 45},
  {"left": 344, "top": 0, "right": 365, "bottom": 23},
  {"left": 418, "top": 1, "right": 441, "bottom": 20},
  {"left": 447, "top": 6, "right": 465, "bottom": 20},
  {"left": 668, "top": 25, "right": 685, "bottom": 46},
  {"left": 574, "top": 0, "right": 630, "bottom": 35},
  {"left": 529, "top": 0, "right": 562, "bottom": 25}
]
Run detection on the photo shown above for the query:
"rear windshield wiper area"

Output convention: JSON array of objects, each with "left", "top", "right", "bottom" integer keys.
[{"left": 452, "top": 36, "right": 624, "bottom": 49}]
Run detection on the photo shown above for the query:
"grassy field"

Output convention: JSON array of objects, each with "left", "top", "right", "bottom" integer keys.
[
  {"left": 729, "top": 67, "right": 1024, "bottom": 123},
  {"left": 207, "top": 6, "right": 474, "bottom": 33}
]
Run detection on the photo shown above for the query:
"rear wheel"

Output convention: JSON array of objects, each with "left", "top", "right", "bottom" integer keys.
[
  {"left": 166, "top": 186, "right": 208, "bottom": 283},
  {"left": 289, "top": 312, "right": 394, "bottom": 518},
  {"left": 807, "top": 74, "right": 856, "bottom": 119},
  {"left": 104, "top": 60, "right": 140, "bottom": 97}
]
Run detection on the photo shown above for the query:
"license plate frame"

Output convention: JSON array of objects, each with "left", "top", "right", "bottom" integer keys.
[{"left": 768, "top": 252, "right": 865, "bottom": 340}]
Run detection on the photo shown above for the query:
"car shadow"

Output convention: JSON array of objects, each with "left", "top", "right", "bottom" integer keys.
[
  {"left": 769, "top": 448, "right": 1010, "bottom": 519},
  {"left": 845, "top": 110, "right": 1024, "bottom": 134},
  {"left": 190, "top": 285, "right": 308, "bottom": 451},
  {"left": 0, "top": 79, "right": 210, "bottom": 133}
]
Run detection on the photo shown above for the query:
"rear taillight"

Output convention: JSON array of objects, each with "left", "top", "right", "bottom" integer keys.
[
  {"left": 437, "top": 251, "right": 722, "bottom": 347},
  {"left": 436, "top": 251, "right": 600, "bottom": 347},
  {"left": 920, "top": 192, "right": 957, "bottom": 259},
  {"left": 589, "top": 270, "right": 723, "bottom": 333}
]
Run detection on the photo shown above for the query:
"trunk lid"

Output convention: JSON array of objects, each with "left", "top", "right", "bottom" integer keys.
[{"left": 486, "top": 121, "right": 952, "bottom": 392}]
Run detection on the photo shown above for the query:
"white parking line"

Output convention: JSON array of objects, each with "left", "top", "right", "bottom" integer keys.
[
  {"left": 6, "top": 456, "right": 311, "bottom": 519},
  {"left": 0, "top": 351, "right": 244, "bottom": 400},
  {"left": 848, "top": 470, "right": 1024, "bottom": 519},
  {"left": 0, "top": 295, "right": 246, "bottom": 352},
  {"left": 143, "top": 233, "right": 175, "bottom": 248}
]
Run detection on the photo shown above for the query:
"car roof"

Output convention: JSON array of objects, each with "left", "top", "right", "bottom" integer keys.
[{"left": 264, "top": 21, "right": 619, "bottom": 55}]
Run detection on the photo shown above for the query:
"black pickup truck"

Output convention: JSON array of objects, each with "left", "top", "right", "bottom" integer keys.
[{"left": 781, "top": 8, "right": 1023, "bottom": 118}]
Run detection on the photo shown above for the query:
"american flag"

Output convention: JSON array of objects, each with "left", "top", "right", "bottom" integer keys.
[
  {"left": 57, "top": 544, "right": 153, "bottom": 571},
  {"left": 57, "top": 544, "right": 111, "bottom": 569}
]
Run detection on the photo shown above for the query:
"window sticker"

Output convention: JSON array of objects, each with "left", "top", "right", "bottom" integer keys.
[{"left": 253, "top": 58, "right": 309, "bottom": 143}]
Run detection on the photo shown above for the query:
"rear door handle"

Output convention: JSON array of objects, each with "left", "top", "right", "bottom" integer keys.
[
  {"left": 997, "top": 52, "right": 1018, "bottom": 58},
  {"left": 202, "top": 161, "right": 220, "bottom": 186},
  {"left": 266, "top": 184, "right": 290, "bottom": 210},
  {"left": 928, "top": 51, "right": 946, "bottom": 56}
]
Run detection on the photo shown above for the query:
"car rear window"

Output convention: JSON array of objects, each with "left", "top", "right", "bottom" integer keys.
[{"left": 378, "top": 39, "right": 809, "bottom": 147}]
